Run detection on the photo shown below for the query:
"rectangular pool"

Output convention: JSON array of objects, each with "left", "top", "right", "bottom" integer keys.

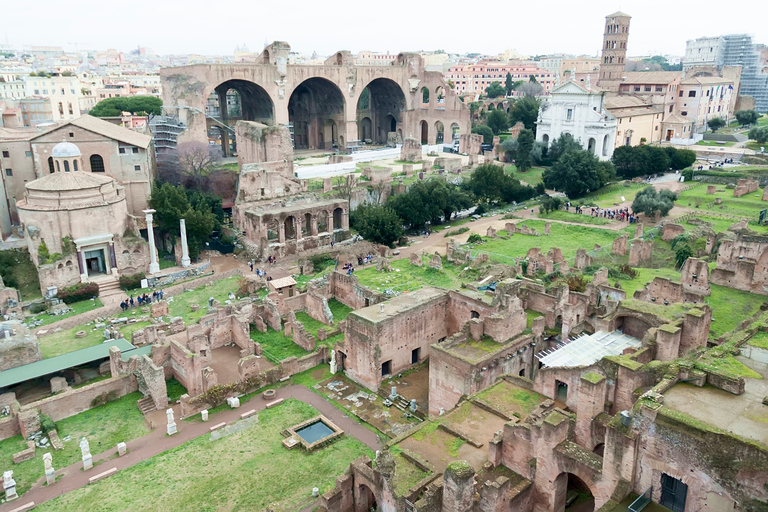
[{"left": 296, "top": 421, "right": 335, "bottom": 444}]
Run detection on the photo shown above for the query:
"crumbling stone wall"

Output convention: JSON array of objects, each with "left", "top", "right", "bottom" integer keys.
[
  {"left": 733, "top": 178, "right": 759, "bottom": 197},
  {"left": 661, "top": 223, "right": 686, "bottom": 241},
  {"left": 400, "top": 138, "right": 422, "bottom": 162},
  {"left": 0, "top": 322, "right": 42, "bottom": 371},
  {"left": 628, "top": 240, "right": 653, "bottom": 266}
]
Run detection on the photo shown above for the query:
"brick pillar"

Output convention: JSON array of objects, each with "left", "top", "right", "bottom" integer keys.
[
  {"left": 342, "top": 208, "right": 349, "bottom": 229},
  {"left": 443, "top": 461, "right": 475, "bottom": 512},
  {"left": 311, "top": 215, "right": 318, "bottom": 236},
  {"left": 295, "top": 216, "right": 302, "bottom": 240},
  {"left": 328, "top": 210, "right": 334, "bottom": 233},
  {"left": 575, "top": 372, "right": 607, "bottom": 448},
  {"left": 278, "top": 221, "right": 285, "bottom": 243}
]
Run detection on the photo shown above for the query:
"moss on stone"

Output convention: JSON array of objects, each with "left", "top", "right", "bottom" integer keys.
[
  {"left": 544, "top": 410, "right": 568, "bottom": 427},
  {"left": 581, "top": 372, "right": 605, "bottom": 385},
  {"left": 445, "top": 460, "right": 474, "bottom": 480}
]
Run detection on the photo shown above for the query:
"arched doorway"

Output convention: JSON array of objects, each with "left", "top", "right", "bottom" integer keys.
[
  {"left": 289, "top": 77, "right": 346, "bottom": 150},
  {"left": 616, "top": 315, "right": 653, "bottom": 339},
  {"left": 333, "top": 208, "right": 343, "bottom": 230},
  {"left": 420, "top": 120, "right": 428, "bottom": 144},
  {"left": 357, "top": 484, "right": 377, "bottom": 512},
  {"left": 587, "top": 138, "right": 596, "bottom": 154},
  {"left": 450, "top": 123, "right": 460, "bottom": 142},
  {"left": 553, "top": 472, "right": 595, "bottom": 512},
  {"left": 542, "top": 134, "right": 550, "bottom": 147},
  {"left": 317, "top": 210, "right": 329, "bottom": 233},
  {"left": 435, "top": 121, "right": 444, "bottom": 144},
  {"left": 284, "top": 216, "right": 296, "bottom": 240},
  {"left": 602, "top": 134, "right": 610, "bottom": 156},
  {"left": 357, "top": 78, "right": 406, "bottom": 145},
  {"left": 304, "top": 213, "right": 312, "bottom": 236},
  {"left": 208, "top": 80, "right": 275, "bottom": 157},
  {"left": 435, "top": 86, "right": 445, "bottom": 107},
  {"left": 359, "top": 117, "right": 372, "bottom": 142}
]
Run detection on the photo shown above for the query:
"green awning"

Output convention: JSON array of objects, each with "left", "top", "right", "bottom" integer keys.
[{"left": 0, "top": 339, "right": 136, "bottom": 389}]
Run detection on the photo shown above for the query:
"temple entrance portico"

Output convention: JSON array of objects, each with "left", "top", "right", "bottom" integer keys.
[{"left": 75, "top": 234, "right": 118, "bottom": 282}]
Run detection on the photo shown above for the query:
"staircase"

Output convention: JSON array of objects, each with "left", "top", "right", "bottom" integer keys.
[
  {"left": 90, "top": 274, "right": 123, "bottom": 301},
  {"left": 137, "top": 396, "right": 156, "bottom": 415}
]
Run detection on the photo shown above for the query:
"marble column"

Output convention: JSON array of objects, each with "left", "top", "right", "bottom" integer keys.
[
  {"left": 144, "top": 209, "right": 160, "bottom": 274},
  {"left": 179, "top": 219, "right": 191, "bottom": 268},
  {"left": 77, "top": 249, "right": 87, "bottom": 282},
  {"left": 311, "top": 216, "right": 319, "bottom": 236}
]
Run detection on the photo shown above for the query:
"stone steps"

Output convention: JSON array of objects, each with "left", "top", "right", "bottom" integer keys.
[
  {"left": 92, "top": 276, "right": 123, "bottom": 299},
  {"left": 137, "top": 396, "right": 156, "bottom": 415}
]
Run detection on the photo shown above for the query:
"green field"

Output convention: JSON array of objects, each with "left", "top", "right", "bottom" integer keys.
[
  {"left": 696, "top": 140, "right": 735, "bottom": 147},
  {"left": 678, "top": 185, "right": 766, "bottom": 219},
  {"left": 168, "top": 276, "right": 241, "bottom": 324},
  {"left": 28, "top": 298, "right": 105, "bottom": 328},
  {"left": 38, "top": 320, "right": 152, "bottom": 359},
  {"left": 0, "top": 392, "right": 150, "bottom": 496},
  {"left": 474, "top": 220, "right": 633, "bottom": 262},
  {"left": 537, "top": 210, "right": 615, "bottom": 225},
  {"left": 355, "top": 255, "right": 473, "bottom": 293},
  {"left": 34, "top": 399, "right": 373, "bottom": 512},
  {"left": 511, "top": 166, "right": 545, "bottom": 187}
]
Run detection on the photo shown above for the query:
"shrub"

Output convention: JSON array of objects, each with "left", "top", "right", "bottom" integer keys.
[
  {"left": 566, "top": 275, "right": 587, "bottom": 293},
  {"left": 309, "top": 253, "right": 335, "bottom": 271},
  {"left": 119, "top": 273, "right": 146, "bottom": 291},
  {"left": 37, "top": 240, "right": 50, "bottom": 263},
  {"left": 57, "top": 282, "right": 99, "bottom": 304},
  {"left": 520, "top": 260, "right": 529, "bottom": 275},
  {"left": 444, "top": 227, "right": 469, "bottom": 237},
  {"left": 39, "top": 413, "right": 56, "bottom": 433},
  {"left": 467, "top": 233, "right": 483, "bottom": 244},
  {"left": 618, "top": 264, "right": 637, "bottom": 279}
]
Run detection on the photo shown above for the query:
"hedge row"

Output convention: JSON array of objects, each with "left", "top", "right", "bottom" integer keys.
[
  {"left": 57, "top": 282, "right": 99, "bottom": 304},
  {"left": 119, "top": 273, "right": 145, "bottom": 291}
]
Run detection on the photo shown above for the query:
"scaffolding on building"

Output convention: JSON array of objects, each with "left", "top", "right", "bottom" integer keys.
[{"left": 722, "top": 34, "right": 768, "bottom": 113}]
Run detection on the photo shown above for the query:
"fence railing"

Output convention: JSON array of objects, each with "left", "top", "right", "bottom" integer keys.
[{"left": 629, "top": 486, "right": 653, "bottom": 512}]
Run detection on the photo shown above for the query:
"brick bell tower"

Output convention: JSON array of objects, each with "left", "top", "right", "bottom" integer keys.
[{"left": 597, "top": 11, "right": 631, "bottom": 91}]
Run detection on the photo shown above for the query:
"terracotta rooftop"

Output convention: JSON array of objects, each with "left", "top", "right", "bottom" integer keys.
[
  {"left": 621, "top": 72, "right": 682, "bottom": 85},
  {"left": 30, "top": 114, "right": 152, "bottom": 148}
]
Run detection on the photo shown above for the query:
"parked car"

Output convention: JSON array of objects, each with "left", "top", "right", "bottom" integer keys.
[{"left": 480, "top": 143, "right": 493, "bottom": 152}]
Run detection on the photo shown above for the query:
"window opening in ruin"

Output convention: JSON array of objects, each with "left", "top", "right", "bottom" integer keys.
[
  {"left": 592, "top": 443, "right": 605, "bottom": 457},
  {"left": 470, "top": 310, "right": 480, "bottom": 319},
  {"left": 519, "top": 368, "right": 526, "bottom": 378},
  {"left": 411, "top": 348, "right": 420, "bottom": 364},
  {"left": 556, "top": 380, "right": 568, "bottom": 402},
  {"left": 381, "top": 360, "right": 392, "bottom": 377},
  {"left": 660, "top": 474, "right": 688, "bottom": 512}
]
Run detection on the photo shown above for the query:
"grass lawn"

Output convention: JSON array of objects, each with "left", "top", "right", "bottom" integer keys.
[
  {"left": 747, "top": 331, "right": 768, "bottom": 349},
  {"left": 526, "top": 309, "right": 544, "bottom": 328},
  {"left": 473, "top": 220, "right": 631, "bottom": 262},
  {"left": 355, "top": 255, "right": 477, "bottom": 293},
  {"left": 513, "top": 167, "right": 545, "bottom": 187},
  {"left": 678, "top": 184, "right": 767, "bottom": 218},
  {"left": 683, "top": 215, "right": 768, "bottom": 234},
  {"left": 475, "top": 381, "right": 547, "bottom": 418},
  {"left": 29, "top": 298, "right": 105, "bottom": 328},
  {"left": 746, "top": 141, "right": 767, "bottom": 151},
  {"left": 251, "top": 327, "right": 310, "bottom": 362},
  {"left": 34, "top": 399, "right": 374, "bottom": 512},
  {"left": 168, "top": 276, "right": 241, "bottom": 324},
  {"left": 38, "top": 320, "right": 152, "bottom": 359},
  {"left": 696, "top": 140, "right": 735, "bottom": 147},
  {"left": 0, "top": 391, "right": 150, "bottom": 496},
  {"left": 590, "top": 184, "right": 645, "bottom": 208},
  {"left": 293, "top": 299, "right": 352, "bottom": 348},
  {"left": 537, "top": 210, "right": 614, "bottom": 225},
  {"left": 697, "top": 354, "right": 762, "bottom": 379}
]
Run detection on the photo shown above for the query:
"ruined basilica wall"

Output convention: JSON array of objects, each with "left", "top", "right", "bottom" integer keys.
[
  {"left": 20, "top": 375, "right": 136, "bottom": 423},
  {"left": 445, "top": 291, "right": 499, "bottom": 334}
]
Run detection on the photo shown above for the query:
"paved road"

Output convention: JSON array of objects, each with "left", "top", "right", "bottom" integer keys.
[{"left": 0, "top": 385, "right": 380, "bottom": 511}]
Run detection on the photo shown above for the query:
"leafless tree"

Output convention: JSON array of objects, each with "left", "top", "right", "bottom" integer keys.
[
  {"left": 178, "top": 141, "right": 223, "bottom": 190},
  {"left": 516, "top": 81, "right": 543, "bottom": 98},
  {"left": 334, "top": 173, "right": 357, "bottom": 204}
]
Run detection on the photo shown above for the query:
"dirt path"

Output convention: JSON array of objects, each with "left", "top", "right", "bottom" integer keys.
[{"left": 0, "top": 385, "right": 381, "bottom": 512}]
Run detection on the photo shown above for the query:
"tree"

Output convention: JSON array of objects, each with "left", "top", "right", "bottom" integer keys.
[
  {"left": 485, "top": 82, "right": 505, "bottom": 99},
  {"left": 707, "top": 117, "right": 725, "bottom": 132},
  {"left": 350, "top": 204, "right": 403, "bottom": 246},
  {"left": 388, "top": 179, "right": 469, "bottom": 228},
  {"left": 674, "top": 243, "right": 694, "bottom": 269},
  {"left": 504, "top": 72, "right": 514, "bottom": 96},
  {"left": 90, "top": 96, "right": 162, "bottom": 117},
  {"left": 334, "top": 174, "right": 356, "bottom": 205},
  {"left": 463, "top": 163, "right": 535, "bottom": 204},
  {"left": 183, "top": 206, "right": 217, "bottom": 258},
  {"left": 540, "top": 196, "right": 563, "bottom": 214},
  {"left": 516, "top": 129, "right": 535, "bottom": 172},
  {"left": 749, "top": 126, "right": 768, "bottom": 144},
  {"left": 612, "top": 145, "right": 669, "bottom": 178},
  {"left": 509, "top": 97, "right": 541, "bottom": 133},
  {"left": 471, "top": 125, "right": 494, "bottom": 144},
  {"left": 178, "top": 141, "right": 222, "bottom": 190},
  {"left": 669, "top": 149, "right": 696, "bottom": 170},
  {"left": 735, "top": 110, "right": 760, "bottom": 126},
  {"left": 486, "top": 110, "right": 509, "bottom": 135},
  {"left": 516, "top": 80, "right": 543, "bottom": 98},
  {"left": 631, "top": 187, "right": 677, "bottom": 218},
  {"left": 546, "top": 133, "right": 582, "bottom": 164},
  {"left": 542, "top": 150, "right": 602, "bottom": 198},
  {"left": 149, "top": 182, "right": 218, "bottom": 259}
]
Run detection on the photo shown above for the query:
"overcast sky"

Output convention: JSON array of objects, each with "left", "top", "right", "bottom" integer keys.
[{"left": 3, "top": 0, "right": 766, "bottom": 59}]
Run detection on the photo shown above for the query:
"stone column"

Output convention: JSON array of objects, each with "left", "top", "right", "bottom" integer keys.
[
  {"left": 77, "top": 249, "right": 87, "bottom": 282},
  {"left": 278, "top": 221, "right": 286, "bottom": 243},
  {"left": 295, "top": 216, "right": 303, "bottom": 240},
  {"left": 328, "top": 211, "right": 334, "bottom": 233},
  {"left": 442, "top": 461, "right": 475, "bottom": 512},
  {"left": 179, "top": 218, "right": 191, "bottom": 268},
  {"left": 144, "top": 209, "right": 160, "bottom": 274},
  {"left": 109, "top": 242, "right": 118, "bottom": 275},
  {"left": 310, "top": 215, "right": 318, "bottom": 236},
  {"left": 342, "top": 209, "right": 349, "bottom": 230}
]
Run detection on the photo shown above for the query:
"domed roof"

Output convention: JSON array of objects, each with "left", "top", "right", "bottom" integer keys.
[
  {"left": 25, "top": 171, "right": 115, "bottom": 192},
  {"left": 51, "top": 141, "right": 81, "bottom": 158}
]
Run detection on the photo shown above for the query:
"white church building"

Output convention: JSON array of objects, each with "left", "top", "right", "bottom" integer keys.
[{"left": 535, "top": 81, "right": 618, "bottom": 161}]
